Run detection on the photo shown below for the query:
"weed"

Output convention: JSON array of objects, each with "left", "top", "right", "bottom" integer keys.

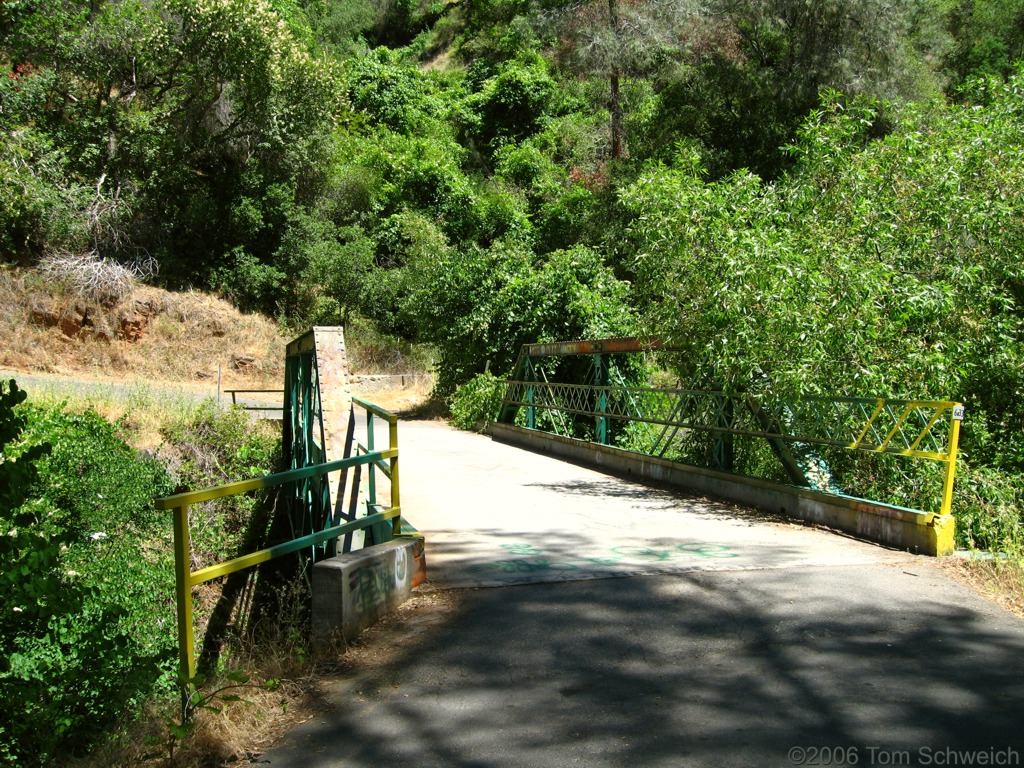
[
  {"left": 154, "top": 670, "right": 283, "bottom": 764},
  {"left": 945, "top": 551, "right": 1024, "bottom": 620}
]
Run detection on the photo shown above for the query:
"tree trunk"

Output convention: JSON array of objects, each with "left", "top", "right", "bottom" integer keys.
[
  {"left": 610, "top": 69, "right": 622, "bottom": 159},
  {"left": 608, "top": 0, "right": 623, "bottom": 159}
]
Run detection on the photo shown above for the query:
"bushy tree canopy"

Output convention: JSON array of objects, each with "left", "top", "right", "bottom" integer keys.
[{"left": 624, "top": 71, "right": 1024, "bottom": 467}]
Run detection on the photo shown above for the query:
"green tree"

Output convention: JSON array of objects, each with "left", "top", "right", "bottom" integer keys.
[
  {"left": 634, "top": 0, "right": 944, "bottom": 178},
  {"left": 944, "top": 0, "right": 1024, "bottom": 89},
  {"left": 621, "top": 73, "right": 1024, "bottom": 544},
  {"left": 466, "top": 54, "right": 560, "bottom": 155},
  {"left": 543, "top": 0, "right": 697, "bottom": 159},
  {"left": 1, "top": 0, "right": 344, "bottom": 310},
  {"left": 415, "top": 242, "right": 636, "bottom": 393}
]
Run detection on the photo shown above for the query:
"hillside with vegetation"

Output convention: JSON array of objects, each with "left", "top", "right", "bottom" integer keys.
[{"left": 3, "top": 0, "right": 1024, "bottom": 763}]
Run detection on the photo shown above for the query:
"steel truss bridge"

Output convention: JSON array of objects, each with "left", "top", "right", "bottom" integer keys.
[{"left": 498, "top": 337, "right": 963, "bottom": 519}]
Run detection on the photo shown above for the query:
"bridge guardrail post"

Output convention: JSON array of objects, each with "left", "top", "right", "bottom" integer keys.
[
  {"left": 390, "top": 416, "right": 401, "bottom": 536},
  {"left": 171, "top": 502, "right": 197, "bottom": 695},
  {"left": 365, "top": 409, "right": 376, "bottom": 508},
  {"left": 939, "top": 405, "right": 964, "bottom": 518}
]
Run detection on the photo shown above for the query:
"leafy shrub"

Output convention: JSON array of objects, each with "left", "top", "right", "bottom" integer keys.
[
  {"left": 953, "top": 464, "right": 1024, "bottom": 553},
  {"left": 467, "top": 56, "right": 558, "bottom": 153},
  {"left": 450, "top": 371, "right": 505, "bottom": 430},
  {"left": 346, "top": 48, "right": 443, "bottom": 134},
  {"left": 535, "top": 185, "right": 597, "bottom": 253},
  {"left": 1, "top": 384, "right": 176, "bottom": 766},
  {"left": 493, "top": 141, "right": 566, "bottom": 199},
  {"left": 159, "top": 403, "right": 282, "bottom": 567},
  {"left": 212, "top": 247, "right": 287, "bottom": 316},
  {"left": 622, "top": 76, "right": 1024, "bottom": 550},
  {"left": 416, "top": 242, "right": 636, "bottom": 395}
]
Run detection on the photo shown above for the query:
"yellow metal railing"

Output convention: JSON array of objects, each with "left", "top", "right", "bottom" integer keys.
[
  {"left": 155, "top": 399, "right": 400, "bottom": 685},
  {"left": 353, "top": 396, "right": 401, "bottom": 533}
]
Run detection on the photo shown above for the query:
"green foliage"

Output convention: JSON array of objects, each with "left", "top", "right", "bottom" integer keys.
[
  {"left": 416, "top": 242, "right": 636, "bottom": 394},
  {"left": 954, "top": 464, "right": 1024, "bottom": 552},
  {"left": 0, "top": 384, "right": 176, "bottom": 766},
  {"left": 449, "top": 371, "right": 505, "bottom": 430},
  {"left": 346, "top": 48, "right": 446, "bottom": 134},
  {"left": 1, "top": 0, "right": 343, "bottom": 301},
  {"left": 345, "top": 315, "right": 436, "bottom": 373},
  {"left": 494, "top": 141, "right": 566, "bottom": 197},
  {"left": 303, "top": 225, "right": 377, "bottom": 324},
  {"left": 300, "top": 0, "right": 376, "bottom": 56},
  {"left": 467, "top": 56, "right": 559, "bottom": 153},
  {"left": 944, "top": 0, "right": 1024, "bottom": 89},
  {"left": 623, "top": 74, "right": 1024, "bottom": 548},
  {"left": 344, "top": 129, "right": 476, "bottom": 241},
  {"left": 213, "top": 247, "right": 287, "bottom": 315},
  {"left": 0, "top": 380, "right": 47, "bottom": 511},
  {"left": 629, "top": 0, "right": 944, "bottom": 178},
  {"left": 0, "top": 387, "right": 287, "bottom": 765},
  {"left": 160, "top": 403, "right": 281, "bottom": 565}
]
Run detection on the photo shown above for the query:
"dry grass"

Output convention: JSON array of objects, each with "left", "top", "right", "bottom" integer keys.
[
  {"left": 0, "top": 266, "right": 285, "bottom": 390},
  {"left": 62, "top": 587, "right": 460, "bottom": 768},
  {"left": 351, "top": 377, "right": 440, "bottom": 417},
  {"left": 326, "top": 587, "right": 461, "bottom": 673},
  {"left": 63, "top": 672, "right": 308, "bottom": 768},
  {"left": 18, "top": 376, "right": 211, "bottom": 450},
  {"left": 1, "top": 265, "right": 441, "bottom": 425},
  {"left": 942, "top": 555, "right": 1024, "bottom": 620}
]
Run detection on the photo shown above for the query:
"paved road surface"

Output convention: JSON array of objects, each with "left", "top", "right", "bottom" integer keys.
[
  {"left": 261, "top": 422, "right": 1024, "bottom": 767},
  {"left": 394, "top": 423, "right": 912, "bottom": 588}
]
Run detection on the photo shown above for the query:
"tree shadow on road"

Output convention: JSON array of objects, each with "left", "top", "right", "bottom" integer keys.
[{"left": 263, "top": 547, "right": 1024, "bottom": 767}]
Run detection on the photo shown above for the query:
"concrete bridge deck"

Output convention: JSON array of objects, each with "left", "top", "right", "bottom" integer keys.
[
  {"left": 397, "top": 422, "right": 914, "bottom": 588},
  {"left": 263, "top": 421, "right": 1024, "bottom": 768}
]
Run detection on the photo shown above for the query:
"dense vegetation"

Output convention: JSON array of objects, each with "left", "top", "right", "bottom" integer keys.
[
  {"left": 0, "top": 382, "right": 282, "bottom": 765},
  {"left": 4, "top": 0, "right": 1023, "bottom": 535},
  {"left": 2, "top": 1, "right": 1024, "bottom": 760},
  {"left": 0, "top": 381, "right": 174, "bottom": 764}
]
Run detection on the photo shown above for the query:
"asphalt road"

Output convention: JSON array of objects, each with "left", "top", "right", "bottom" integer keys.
[{"left": 261, "top": 422, "right": 1024, "bottom": 768}]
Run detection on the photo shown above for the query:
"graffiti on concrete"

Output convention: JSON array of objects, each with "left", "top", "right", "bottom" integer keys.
[
  {"left": 501, "top": 543, "right": 544, "bottom": 556},
  {"left": 610, "top": 543, "right": 737, "bottom": 561},
  {"left": 346, "top": 550, "right": 408, "bottom": 619},
  {"left": 348, "top": 562, "right": 391, "bottom": 617}
]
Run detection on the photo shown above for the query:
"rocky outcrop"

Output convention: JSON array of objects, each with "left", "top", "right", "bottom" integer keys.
[
  {"left": 231, "top": 354, "right": 259, "bottom": 372},
  {"left": 30, "top": 303, "right": 60, "bottom": 329},
  {"left": 59, "top": 304, "right": 87, "bottom": 337}
]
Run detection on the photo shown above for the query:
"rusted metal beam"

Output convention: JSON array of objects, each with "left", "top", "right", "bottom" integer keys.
[{"left": 518, "top": 336, "right": 674, "bottom": 358}]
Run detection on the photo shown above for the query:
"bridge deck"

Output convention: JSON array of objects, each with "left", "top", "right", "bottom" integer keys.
[{"left": 397, "top": 422, "right": 913, "bottom": 587}]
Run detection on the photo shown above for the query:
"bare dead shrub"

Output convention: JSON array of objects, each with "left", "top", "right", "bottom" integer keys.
[{"left": 39, "top": 250, "right": 137, "bottom": 304}]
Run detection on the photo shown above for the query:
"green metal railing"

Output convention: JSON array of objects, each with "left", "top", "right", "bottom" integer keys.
[
  {"left": 500, "top": 380, "right": 963, "bottom": 516},
  {"left": 353, "top": 396, "right": 402, "bottom": 538},
  {"left": 155, "top": 398, "right": 400, "bottom": 686},
  {"left": 498, "top": 337, "right": 964, "bottom": 521}
]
